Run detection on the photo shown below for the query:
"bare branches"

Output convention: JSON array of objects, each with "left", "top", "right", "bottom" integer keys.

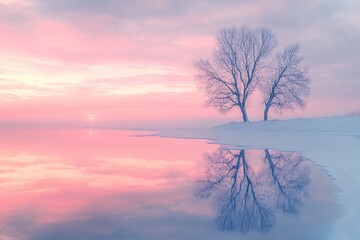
[
  {"left": 195, "top": 25, "right": 310, "bottom": 121},
  {"left": 195, "top": 60, "right": 238, "bottom": 113},
  {"left": 194, "top": 26, "right": 277, "bottom": 122},
  {"left": 261, "top": 43, "right": 310, "bottom": 120}
]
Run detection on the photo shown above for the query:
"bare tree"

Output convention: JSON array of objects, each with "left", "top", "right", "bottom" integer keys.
[
  {"left": 261, "top": 44, "right": 310, "bottom": 121},
  {"left": 195, "top": 26, "right": 277, "bottom": 122}
]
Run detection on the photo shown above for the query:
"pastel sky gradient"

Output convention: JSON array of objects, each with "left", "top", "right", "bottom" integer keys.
[{"left": 1, "top": 0, "right": 359, "bottom": 127}]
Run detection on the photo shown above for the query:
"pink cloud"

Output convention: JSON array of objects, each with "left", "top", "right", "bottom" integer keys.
[{"left": 1, "top": 20, "right": 136, "bottom": 64}]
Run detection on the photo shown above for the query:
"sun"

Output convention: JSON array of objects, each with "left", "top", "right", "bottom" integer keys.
[{"left": 86, "top": 114, "right": 95, "bottom": 121}]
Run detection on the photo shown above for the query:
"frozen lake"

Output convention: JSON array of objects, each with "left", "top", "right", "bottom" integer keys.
[{"left": 0, "top": 128, "right": 342, "bottom": 240}]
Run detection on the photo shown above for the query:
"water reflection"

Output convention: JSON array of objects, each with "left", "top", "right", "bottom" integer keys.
[
  {"left": 0, "top": 129, "right": 340, "bottom": 239},
  {"left": 195, "top": 148, "right": 310, "bottom": 233}
]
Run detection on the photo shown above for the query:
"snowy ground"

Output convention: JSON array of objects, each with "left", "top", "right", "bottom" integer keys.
[{"left": 156, "top": 116, "right": 360, "bottom": 240}]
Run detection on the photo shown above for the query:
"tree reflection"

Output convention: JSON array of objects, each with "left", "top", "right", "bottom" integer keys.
[{"left": 195, "top": 148, "right": 310, "bottom": 233}]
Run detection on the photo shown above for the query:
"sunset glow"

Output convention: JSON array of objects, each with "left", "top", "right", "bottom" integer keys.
[{"left": 0, "top": 0, "right": 359, "bottom": 127}]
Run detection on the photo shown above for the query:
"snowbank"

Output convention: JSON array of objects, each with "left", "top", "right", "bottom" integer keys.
[{"left": 216, "top": 116, "right": 360, "bottom": 135}]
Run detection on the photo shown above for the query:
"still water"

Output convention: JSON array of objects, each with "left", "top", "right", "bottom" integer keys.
[{"left": 0, "top": 129, "right": 340, "bottom": 240}]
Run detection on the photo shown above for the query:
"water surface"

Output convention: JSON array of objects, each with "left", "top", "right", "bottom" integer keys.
[{"left": 0, "top": 129, "right": 340, "bottom": 239}]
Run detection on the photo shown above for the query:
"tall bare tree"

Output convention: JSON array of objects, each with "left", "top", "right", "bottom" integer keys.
[
  {"left": 261, "top": 44, "right": 310, "bottom": 121},
  {"left": 195, "top": 26, "right": 277, "bottom": 122}
]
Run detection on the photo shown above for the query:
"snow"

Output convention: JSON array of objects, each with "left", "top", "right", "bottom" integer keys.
[{"left": 156, "top": 116, "right": 360, "bottom": 240}]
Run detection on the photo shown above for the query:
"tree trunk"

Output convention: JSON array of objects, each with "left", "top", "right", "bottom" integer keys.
[
  {"left": 240, "top": 105, "right": 249, "bottom": 122},
  {"left": 264, "top": 105, "right": 270, "bottom": 121}
]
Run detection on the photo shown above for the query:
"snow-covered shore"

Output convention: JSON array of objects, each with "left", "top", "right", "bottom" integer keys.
[{"left": 156, "top": 116, "right": 360, "bottom": 240}]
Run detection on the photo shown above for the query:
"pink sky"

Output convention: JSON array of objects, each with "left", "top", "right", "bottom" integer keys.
[{"left": 0, "top": 0, "right": 359, "bottom": 127}]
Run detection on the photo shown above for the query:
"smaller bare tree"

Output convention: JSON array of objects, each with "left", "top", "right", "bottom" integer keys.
[{"left": 261, "top": 44, "right": 310, "bottom": 121}]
